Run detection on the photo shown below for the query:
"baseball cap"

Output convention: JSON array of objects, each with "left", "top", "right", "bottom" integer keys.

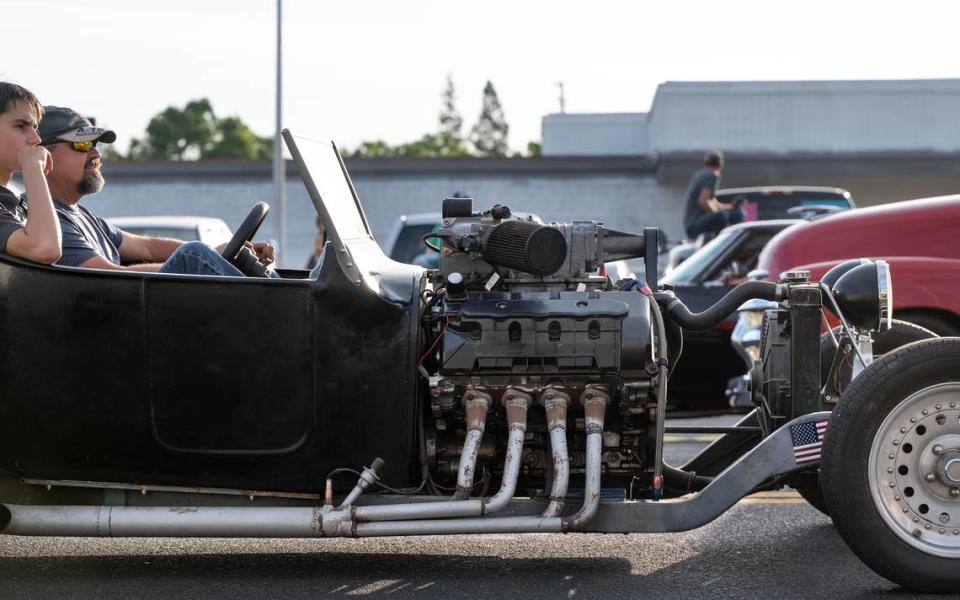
[{"left": 38, "top": 106, "right": 116, "bottom": 145}]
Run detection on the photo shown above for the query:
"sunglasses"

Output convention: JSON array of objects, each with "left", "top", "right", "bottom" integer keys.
[{"left": 43, "top": 140, "right": 99, "bottom": 153}]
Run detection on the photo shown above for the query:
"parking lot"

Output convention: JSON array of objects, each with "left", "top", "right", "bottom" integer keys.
[{"left": 0, "top": 414, "right": 939, "bottom": 600}]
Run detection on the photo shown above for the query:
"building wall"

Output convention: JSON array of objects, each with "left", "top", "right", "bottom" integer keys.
[
  {"left": 96, "top": 158, "right": 676, "bottom": 269},
  {"left": 93, "top": 152, "right": 960, "bottom": 269}
]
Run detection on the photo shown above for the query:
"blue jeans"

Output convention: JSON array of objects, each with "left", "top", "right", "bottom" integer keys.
[
  {"left": 158, "top": 241, "right": 279, "bottom": 278},
  {"left": 685, "top": 208, "right": 744, "bottom": 239}
]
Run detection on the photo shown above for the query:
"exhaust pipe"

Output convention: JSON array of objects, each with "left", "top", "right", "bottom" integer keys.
[
  {"left": 541, "top": 389, "right": 570, "bottom": 518},
  {"left": 346, "top": 387, "right": 608, "bottom": 537},
  {"left": 452, "top": 390, "right": 492, "bottom": 501},
  {"left": 344, "top": 388, "right": 531, "bottom": 523},
  {"left": 0, "top": 387, "right": 609, "bottom": 539},
  {"left": 1, "top": 505, "right": 324, "bottom": 538}
]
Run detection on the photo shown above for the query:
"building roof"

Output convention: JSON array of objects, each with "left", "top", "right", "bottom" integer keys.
[{"left": 543, "top": 79, "right": 960, "bottom": 156}]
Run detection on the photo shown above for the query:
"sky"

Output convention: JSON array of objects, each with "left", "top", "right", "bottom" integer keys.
[{"left": 5, "top": 0, "right": 960, "bottom": 155}]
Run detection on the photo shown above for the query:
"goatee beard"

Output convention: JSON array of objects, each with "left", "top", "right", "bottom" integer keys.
[{"left": 77, "top": 170, "right": 104, "bottom": 195}]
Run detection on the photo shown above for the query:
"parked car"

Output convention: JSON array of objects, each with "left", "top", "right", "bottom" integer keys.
[
  {"left": 107, "top": 216, "right": 233, "bottom": 248},
  {"left": 757, "top": 194, "right": 960, "bottom": 336},
  {"left": 665, "top": 186, "right": 854, "bottom": 275},
  {"left": 660, "top": 220, "right": 797, "bottom": 409}
]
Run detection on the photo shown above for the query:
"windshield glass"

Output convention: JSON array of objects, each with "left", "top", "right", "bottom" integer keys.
[
  {"left": 662, "top": 229, "right": 736, "bottom": 284},
  {"left": 291, "top": 136, "right": 370, "bottom": 241}
]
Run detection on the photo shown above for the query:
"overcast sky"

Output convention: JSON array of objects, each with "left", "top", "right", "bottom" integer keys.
[{"left": 5, "top": 0, "right": 959, "bottom": 154}]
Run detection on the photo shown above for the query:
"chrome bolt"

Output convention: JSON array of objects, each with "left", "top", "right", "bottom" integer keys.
[
  {"left": 936, "top": 404, "right": 942, "bottom": 410},
  {"left": 951, "top": 488, "right": 960, "bottom": 498},
  {"left": 890, "top": 481, "right": 897, "bottom": 487},
  {"left": 951, "top": 402, "right": 957, "bottom": 408},
  {"left": 914, "top": 517, "right": 920, "bottom": 523},
  {"left": 923, "top": 409, "right": 929, "bottom": 415},
  {"left": 904, "top": 507, "right": 910, "bottom": 513},
  {"left": 933, "top": 445, "right": 945, "bottom": 456},
  {"left": 895, "top": 495, "right": 902, "bottom": 500},
  {"left": 926, "top": 524, "right": 933, "bottom": 530},
  {"left": 913, "top": 529, "right": 922, "bottom": 538},
  {"left": 889, "top": 453, "right": 896, "bottom": 460},
  {"left": 893, "top": 440, "right": 900, "bottom": 446},
  {"left": 888, "top": 467, "right": 894, "bottom": 474},
  {"left": 941, "top": 528, "right": 947, "bottom": 534},
  {"left": 911, "top": 418, "right": 917, "bottom": 423},
  {"left": 926, "top": 473, "right": 937, "bottom": 482},
  {"left": 900, "top": 427, "right": 907, "bottom": 434},
  {"left": 940, "top": 513, "right": 951, "bottom": 524}
]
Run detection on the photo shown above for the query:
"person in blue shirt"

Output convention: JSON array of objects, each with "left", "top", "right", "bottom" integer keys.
[
  {"left": 38, "top": 106, "right": 275, "bottom": 277},
  {"left": 683, "top": 150, "right": 743, "bottom": 239}
]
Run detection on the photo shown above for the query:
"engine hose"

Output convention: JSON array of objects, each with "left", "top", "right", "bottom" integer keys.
[{"left": 653, "top": 280, "right": 783, "bottom": 331}]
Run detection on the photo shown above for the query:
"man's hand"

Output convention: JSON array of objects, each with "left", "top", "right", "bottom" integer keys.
[
  {"left": 251, "top": 241, "right": 275, "bottom": 265},
  {"left": 214, "top": 241, "right": 275, "bottom": 265},
  {"left": 17, "top": 145, "right": 52, "bottom": 175}
]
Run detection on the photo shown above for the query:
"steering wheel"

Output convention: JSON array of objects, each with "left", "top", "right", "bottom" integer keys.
[{"left": 221, "top": 202, "right": 270, "bottom": 266}]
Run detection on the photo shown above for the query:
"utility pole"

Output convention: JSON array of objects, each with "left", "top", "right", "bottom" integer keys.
[
  {"left": 556, "top": 81, "right": 566, "bottom": 113},
  {"left": 273, "top": 0, "right": 287, "bottom": 265}
]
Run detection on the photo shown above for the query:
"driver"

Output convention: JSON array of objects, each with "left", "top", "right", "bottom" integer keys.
[{"left": 38, "top": 106, "right": 275, "bottom": 277}]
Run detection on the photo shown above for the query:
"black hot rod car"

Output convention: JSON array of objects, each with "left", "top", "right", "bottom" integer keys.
[{"left": 0, "top": 132, "right": 956, "bottom": 593}]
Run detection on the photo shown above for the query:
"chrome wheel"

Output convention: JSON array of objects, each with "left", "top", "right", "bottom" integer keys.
[{"left": 869, "top": 382, "right": 960, "bottom": 558}]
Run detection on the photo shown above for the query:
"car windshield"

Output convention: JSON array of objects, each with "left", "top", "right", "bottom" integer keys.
[
  {"left": 662, "top": 229, "right": 736, "bottom": 285},
  {"left": 292, "top": 135, "right": 370, "bottom": 242}
]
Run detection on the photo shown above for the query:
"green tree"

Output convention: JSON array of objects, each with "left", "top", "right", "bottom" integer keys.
[
  {"left": 439, "top": 73, "right": 463, "bottom": 139},
  {"left": 126, "top": 98, "right": 272, "bottom": 160},
  {"left": 469, "top": 80, "right": 509, "bottom": 157},
  {"left": 208, "top": 117, "right": 272, "bottom": 159},
  {"left": 526, "top": 141, "right": 542, "bottom": 157}
]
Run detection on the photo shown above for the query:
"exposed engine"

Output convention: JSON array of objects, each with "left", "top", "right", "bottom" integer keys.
[{"left": 419, "top": 199, "right": 662, "bottom": 496}]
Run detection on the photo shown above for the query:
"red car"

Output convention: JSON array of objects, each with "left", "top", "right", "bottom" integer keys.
[{"left": 757, "top": 195, "right": 960, "bottom": 336}]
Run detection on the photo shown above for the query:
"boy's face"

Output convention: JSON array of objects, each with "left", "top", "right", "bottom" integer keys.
[{"left": 0, "top": 101, "right": 41, "bottom": 175}]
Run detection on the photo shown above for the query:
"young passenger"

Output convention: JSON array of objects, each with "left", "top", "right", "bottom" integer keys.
[{"left": 0, "top": 82, "right": 61, "bottom": 263}]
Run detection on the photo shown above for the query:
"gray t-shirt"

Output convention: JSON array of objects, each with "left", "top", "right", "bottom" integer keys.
[
  {"left": 54, "top": 201, "right": 124, "bottom": 267},
  {"left": 683, "top": 169, "right": 720, "bottom": 227},
  {"left": 0, "top": 185, "right": 27, "bottom": 253}
]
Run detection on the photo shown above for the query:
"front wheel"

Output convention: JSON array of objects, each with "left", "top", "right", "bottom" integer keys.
[
  {"left": 821, "top": 338, "right": 960, "bottom": 592},
  {"left": 796, "top": 319, "right": 937, "bottom": 516}
]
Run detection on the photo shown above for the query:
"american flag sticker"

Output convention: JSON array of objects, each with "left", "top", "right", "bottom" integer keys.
[{"left": 790, "top": 418, "right": 829, "bottom": 465}]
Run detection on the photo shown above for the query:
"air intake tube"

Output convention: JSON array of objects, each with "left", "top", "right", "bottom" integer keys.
[{"left": 480, "top": 221, "right": 567, "bottom": 276}]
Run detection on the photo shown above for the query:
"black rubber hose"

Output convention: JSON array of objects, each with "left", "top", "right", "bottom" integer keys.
[{"left": 653, "top": 280, "right": 782, "bottom": 331}]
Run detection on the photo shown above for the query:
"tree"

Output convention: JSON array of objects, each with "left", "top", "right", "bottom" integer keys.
[
  {"left": 469, "top": 80, "right": 509, "bottom": 157},
  {"left": 439, "top": 73, "right": 463, "bottom": 139},
  {"left": 208, "top": 117, "right": 272, "bottom": 159},
  {"left": 126, "top": 99, "right": 271, "bottom": 160}
]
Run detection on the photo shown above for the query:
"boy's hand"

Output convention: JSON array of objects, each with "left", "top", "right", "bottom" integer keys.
[{"left": 17, "top": 145, "right": 53, "bottom": 175}]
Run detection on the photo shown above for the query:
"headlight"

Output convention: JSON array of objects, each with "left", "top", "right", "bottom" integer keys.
[
  {"left": 736, "top": 298, "right": 777, "bottom": 329},
  {"left": 831, "top": 259, "right": 893, "bottom": 332},
  {"left": 741, "top": 310, "right": 766, "bottom": 328}
]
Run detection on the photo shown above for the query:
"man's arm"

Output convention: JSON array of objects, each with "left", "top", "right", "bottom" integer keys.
[
  {"left": 77, "top": 254, "right": 164, "bottom": 272},
  {"left": 117, "top": 232, "right": 183, "bottom": 263},
  {"left": 696, "top": 174, "right": 733, "bottom": 213},
  {"left": 5, "top": 147, "right": 61, "bottom": 263}
]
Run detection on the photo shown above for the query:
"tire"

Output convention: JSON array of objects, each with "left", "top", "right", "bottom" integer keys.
[
  {"left": 797, "top": 320, "right": 937, "bottom": 516},
  {"left": 896, "top": 312, "right": 960, "bottom": 338},
  {"left": 821, "top": 338, "right": 960, "bottom": 592}
]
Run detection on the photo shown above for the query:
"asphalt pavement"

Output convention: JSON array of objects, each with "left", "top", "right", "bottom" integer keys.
[{"left": 0, "top": 414, "right": 942, "bottom": 600}]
